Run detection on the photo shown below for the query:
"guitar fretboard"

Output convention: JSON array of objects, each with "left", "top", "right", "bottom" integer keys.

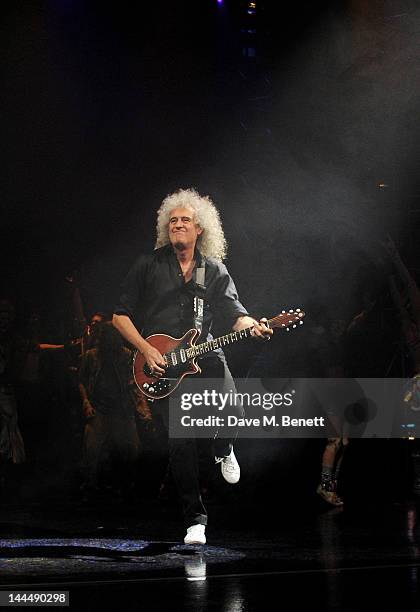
[
  {"left": 186, "top": 326, "right": 253, "bottom": 359},
  {"left": 162, "top": 311, "right": 303, "bottom": 366},
  {"left": 162, "top": 314, "right": 297, "bottom": 365}
]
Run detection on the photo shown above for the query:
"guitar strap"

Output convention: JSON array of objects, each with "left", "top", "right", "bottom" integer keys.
[{"left": 193, "top": 262, "right": 206, "bottom": 336}]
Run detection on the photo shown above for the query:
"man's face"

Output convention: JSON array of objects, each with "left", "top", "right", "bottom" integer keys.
[{"left": 168, "top": 207, "right": 203, "bottom": 251}]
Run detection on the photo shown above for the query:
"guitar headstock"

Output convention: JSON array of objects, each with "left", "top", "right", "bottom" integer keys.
[{"left": 268, "top": 309, "right": 305, "bottom": 332}]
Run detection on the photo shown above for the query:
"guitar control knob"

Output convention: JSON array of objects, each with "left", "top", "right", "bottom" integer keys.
[
  {"left": 149, "top": 387, "right": 155, "bottom": 393},
  {"left": 143, "top": 383, "right": 149, "bottom": 389}
]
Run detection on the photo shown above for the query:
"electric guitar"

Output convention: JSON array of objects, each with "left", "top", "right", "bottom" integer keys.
[{"left": 133, "top": 309, "right": 305, "bottom": 400}]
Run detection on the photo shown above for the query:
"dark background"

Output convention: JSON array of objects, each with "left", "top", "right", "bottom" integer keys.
[
  {"left": 1, "top": 0, "right": 419, "bottom": 505},
  {"left": 2, "top": 0, "right": 419, "bottom": 330}
]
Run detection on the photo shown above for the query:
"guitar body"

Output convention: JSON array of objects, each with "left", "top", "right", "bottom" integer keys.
[{"left": 133, "top": 329, "right": 201, "bottom": 400}]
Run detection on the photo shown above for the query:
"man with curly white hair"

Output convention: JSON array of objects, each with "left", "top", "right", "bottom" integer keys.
[{"left": 113, "top": 188, "right": 271, "bottom": 544}]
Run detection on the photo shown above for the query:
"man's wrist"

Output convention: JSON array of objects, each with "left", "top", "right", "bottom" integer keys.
[{"left": 138, "top": 338, "right": 150, "bottom": 355}]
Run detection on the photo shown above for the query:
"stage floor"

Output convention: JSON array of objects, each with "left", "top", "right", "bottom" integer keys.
[{"left": 0, "top": 498, "right": 419, "bottom": 610}]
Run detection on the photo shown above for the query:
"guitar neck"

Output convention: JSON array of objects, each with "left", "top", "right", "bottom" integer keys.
[{"left": 187, "top": 318, "right": 275, "bottom": 359}]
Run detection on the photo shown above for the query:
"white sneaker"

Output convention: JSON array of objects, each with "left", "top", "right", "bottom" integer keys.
[
  {"left": 184, "top": 524, "right": 206, "bottom": 545},
  {"left": 215, "top": 448, "right": 240, "bottom": 484}
]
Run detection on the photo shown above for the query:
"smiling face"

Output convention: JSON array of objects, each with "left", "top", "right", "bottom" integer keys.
[{"left": 168, "top": 207, "right": 203, "bottom": 252}]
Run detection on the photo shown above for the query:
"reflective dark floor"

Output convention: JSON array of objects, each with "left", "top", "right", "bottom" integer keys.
[{"left": 1, "top": 495, "right": 420, "bottom": 611}]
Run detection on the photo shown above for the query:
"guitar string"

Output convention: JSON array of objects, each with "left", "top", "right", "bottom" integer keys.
[{"left": 161, "top": 312, "right": 303, "bottom": 364}]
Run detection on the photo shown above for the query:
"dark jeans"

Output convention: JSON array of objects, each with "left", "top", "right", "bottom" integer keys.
[{"left": 153, "top": 353, "right": 243, "bottom": 527}]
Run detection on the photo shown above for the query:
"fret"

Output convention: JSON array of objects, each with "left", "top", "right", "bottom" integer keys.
[{"left": 183, "top": 318, "right": 288, "bottom": 361}]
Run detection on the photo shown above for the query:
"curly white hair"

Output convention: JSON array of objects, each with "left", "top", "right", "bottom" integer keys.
[{"left": 155, "top": 188, "right": 227, "bottom": 261}]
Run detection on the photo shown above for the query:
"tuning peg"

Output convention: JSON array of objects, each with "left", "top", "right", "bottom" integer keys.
[
  {"left": 282, "top": 310, "right": 285, "bottom": 314},
  {"left": 286, "top": 328, "right": 290, "bottom": 332},
  {"left": 300, "top": 321, "right": 304, "bottom": 325},
  {"left": 296, "top": 308, "right": 301, "bottom": 312},
  {"left": 293, "top": 324, "right": 296, "bottom": 328}
]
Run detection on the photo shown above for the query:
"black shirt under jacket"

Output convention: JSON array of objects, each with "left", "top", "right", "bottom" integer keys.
[{"left": 114, "top": 244, "right": 249, "bottom": 340}]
